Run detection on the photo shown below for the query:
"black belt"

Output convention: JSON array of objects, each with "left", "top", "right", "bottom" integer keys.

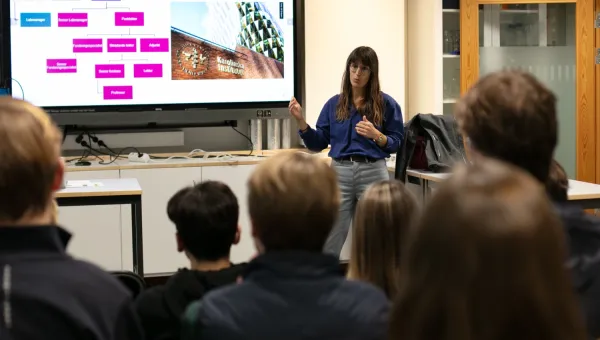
[{"left": 335, "top": 155, "right": 379, "bottom": 163}]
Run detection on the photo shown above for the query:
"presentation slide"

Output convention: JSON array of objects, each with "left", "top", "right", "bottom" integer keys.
[{"left": 9, "top": 0, "right": 295, "bottom": 108}]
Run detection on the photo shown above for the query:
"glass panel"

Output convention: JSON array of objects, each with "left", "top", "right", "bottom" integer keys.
[
  {"left": 443, "top": 8, "right": 460, "bottom": 115},
  {"left": 479, "top": 3, "right": 576, "bottom": 177}
]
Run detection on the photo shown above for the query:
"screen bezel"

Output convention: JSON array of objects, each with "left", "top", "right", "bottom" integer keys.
[{"left": 3, "top": 0, "right": 301, "bottom": 113}]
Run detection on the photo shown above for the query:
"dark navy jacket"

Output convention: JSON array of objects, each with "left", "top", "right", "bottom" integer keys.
[
  {"left": 300, "top": 93, "right": 404, "bottom": 160},
  {"left": 0, "top": 226, "right": 143, "bottom": 340},
  {"left": 556, "top": 203, "right": 600, "bottom": 338},
  {"left": 181, "top": 251, "right": 390, "bottom": 340}
]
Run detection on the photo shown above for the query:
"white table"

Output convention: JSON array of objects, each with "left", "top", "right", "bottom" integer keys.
[
  {"left": 56, "top": 178, "right": 144, "bottom": 275},
  {"left": 406, "top": 169, "right": 600, "bottom": 209}
]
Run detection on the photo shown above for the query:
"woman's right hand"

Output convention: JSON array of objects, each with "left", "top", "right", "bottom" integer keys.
[{"left": 288, "top": 97, "right": 303, "bottom": 121}]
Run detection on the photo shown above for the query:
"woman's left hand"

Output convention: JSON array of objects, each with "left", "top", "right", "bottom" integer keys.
[{"left": 356, "top": 116, "right": 380, "bottom": 140}]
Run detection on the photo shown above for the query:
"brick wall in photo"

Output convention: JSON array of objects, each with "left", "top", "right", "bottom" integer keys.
[{"left": 170, "top": 30, "right": 284, "bottom": 80}]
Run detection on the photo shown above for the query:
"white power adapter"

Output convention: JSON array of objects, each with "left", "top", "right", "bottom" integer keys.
[{"left": 128, "top": 152, "right": 151, "bottom": 163}]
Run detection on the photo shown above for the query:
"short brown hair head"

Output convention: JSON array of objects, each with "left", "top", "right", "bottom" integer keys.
[
  {"left": 349, "top": 180, "right": 418, "bottom": 300},
  {"left": 546, "top": 160, "right": 569, "bottom": 202},
  {"left": 248, "top": 151, "right": 339, "bottom": 252},
  {"left": 455, "top": 70, "right": 557, "bottom": 182},
  {"left": 0, "top": 98, "right": 62, "bottom": 222},
  {"left": 389, "top": 158, "right": 586, "bottom": 340}
]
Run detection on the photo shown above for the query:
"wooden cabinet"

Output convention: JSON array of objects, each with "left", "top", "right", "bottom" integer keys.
[{"left": 460, "top": 0, "right": 597, "bottom": 183}]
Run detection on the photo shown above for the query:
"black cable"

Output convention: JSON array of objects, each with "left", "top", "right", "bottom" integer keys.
[
  {"left": 61, "top": 125, "right": 68, "bottom": 145},
  {"left": 230, "top": 125, "right": 253, "bottom": 156}
]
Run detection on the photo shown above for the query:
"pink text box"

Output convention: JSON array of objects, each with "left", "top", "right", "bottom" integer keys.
[
  {"left": 47, "top": 59, "right": 77, "bottom": 73},
  {"left": 133, "top": 64, "right": 162, "bottom": 78},
  {"left": 95, "top": 64, "right": 125, "bottom": 78},
  {"left": 139, "top": 38, "right": 169, "bottom": 52},
  {"left": 58, "top": 13, "right": 88, "bottom": 27},
  {"left": 107, "top": 38, "right": 137, "bottom": 52},
  {"left": 73, "top": 38, "right": 103, "bottom": 53},
  {"left": 115, "top": 12, "right": 144, "bottom": 26},
  {"left": 103, "top": 86, "right": 133, "bottom": 100}
]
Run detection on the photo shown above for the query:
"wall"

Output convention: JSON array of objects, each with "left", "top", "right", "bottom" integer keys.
[
  {"left": 303, "top": 0, "right": 407, "bottom": 127},
  {"left": 406, "top": 0, "right": 443, "bottom": 118}
]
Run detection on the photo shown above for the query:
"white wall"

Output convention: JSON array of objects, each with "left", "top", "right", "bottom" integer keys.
[
  {"left": 406, "top": 0, "right": 443, "bottom": 118},
  {"left": 303, "top": 0, "right": 407, "bottom": 127}
]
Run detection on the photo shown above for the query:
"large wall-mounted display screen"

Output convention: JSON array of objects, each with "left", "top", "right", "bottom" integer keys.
[{"left": 8, "top": 0, "right": 295, "bottom": 110}]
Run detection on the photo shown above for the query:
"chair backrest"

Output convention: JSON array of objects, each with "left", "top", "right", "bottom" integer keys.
[{"left": 111, "top": 271, "right": 146, "bottom": 298}]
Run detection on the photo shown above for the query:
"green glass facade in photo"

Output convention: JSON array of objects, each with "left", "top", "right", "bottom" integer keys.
[
  {"left": 236, "top": 2, "right": 285, "bottom": 62},
  {"left": 479, "top": 3, "right": 576, "bottom": 177}
]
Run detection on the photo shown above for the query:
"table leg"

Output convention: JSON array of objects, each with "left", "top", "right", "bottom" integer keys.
[
  {"left": 421, "top": 179, "right": 428, "bottom": 205},
  {"left": 131, "top": 196, "right": 144, "bottom": 277}
]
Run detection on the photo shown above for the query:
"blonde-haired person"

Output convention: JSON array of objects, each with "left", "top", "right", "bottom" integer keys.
[
  {"left": 0, "top": 97, "right": 142, "bottom": 340},
  {"left": 51, "top": 199, "right": 59, "bottom": 224},
  {"left": 389, "top": 158, "right": 587, "bottom": 340},
  {"left": 348, "top": 180, "right": 417, "bottom": 300},
  {"left": 182, "top": 151, "right": 390, "bottom": 340}
]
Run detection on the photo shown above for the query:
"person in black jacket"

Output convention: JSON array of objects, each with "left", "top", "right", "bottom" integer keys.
[
  {"left": 182, "top": 151, "right": 390, "bottom": 340},
  {"left": 135, "top": 181, "right": 246, "bottom": 340},
  {"left": 0, "top": 97, "right": 143, "bottom": 340},
  {"left": 454, "top": 70, "right": 600, "bottom": 338}
]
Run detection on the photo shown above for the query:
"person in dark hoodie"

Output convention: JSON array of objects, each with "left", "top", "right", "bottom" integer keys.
[
  {"left": 181, "top": 151, "right": 390, "bottom": 340},
  {"left": 454, "top": 70, "right": 600, "bottom": 338},
  {"left": 135, "top": 180, "right": 246, "bottom": 340},
  {"left": 0, "top": 97, "right": 143, "bottom": 340}
]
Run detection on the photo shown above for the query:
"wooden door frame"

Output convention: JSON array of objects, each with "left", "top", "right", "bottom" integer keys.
[{"left": 459, "top": 0, "right": 597, "bottom": 184}]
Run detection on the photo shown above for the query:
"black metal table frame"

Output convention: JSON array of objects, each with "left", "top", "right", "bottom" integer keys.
[{"left": 56, "top": 194, "right": 144, "bottom": 277}]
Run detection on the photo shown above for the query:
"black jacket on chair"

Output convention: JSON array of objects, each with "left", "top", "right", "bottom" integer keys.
[
  {"left": 395, "top": 113, "right": 467, "bottom": 181},
  {"left": 181, "top": 251, "right": 390, "bottom": 340}
]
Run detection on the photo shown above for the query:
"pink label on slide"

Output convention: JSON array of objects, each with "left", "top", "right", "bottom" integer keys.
[
  {"left": 95, "top": 64, "right": 125, "bottom": 78},
  {"left": 115, "top": 12, "right": 144, "bottom": 26},
  {"left": 103, "top": 86, "right": 133, "bottom": 100},
  {"left": 73, "top": 38, "right": 103, "bottom": 52},
  {"left": 47, "top": 59, "right": 77, "bottom": 73},
  {"left": 139, "top": 38, "right": 169, "bottom": 52},
  {"left": 58, "top": 13, "right": 88, "bottom": 27},
  {"left": 107, "top": 38, "right": 137, "bottom": 52},
  {"left": 133, "top": 64, "right": 162, "bottom": 78}
]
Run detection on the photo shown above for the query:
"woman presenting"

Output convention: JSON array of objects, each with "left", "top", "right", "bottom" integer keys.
[{"left": 289, "top": 46, "right": 404, "bottom": 257}]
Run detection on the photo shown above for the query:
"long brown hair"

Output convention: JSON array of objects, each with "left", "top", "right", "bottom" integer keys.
[
  {"left": 389, "top": 159, "right": 587, "bottom": 340},
  {"left": 349, "top": 180, "right": 417, "bottom": 300},
  {"left": 336, "top": 46, "right": 384, "bottom": 126}
]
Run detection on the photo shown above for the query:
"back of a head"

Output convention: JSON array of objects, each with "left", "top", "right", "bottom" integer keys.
[
  {"left": 167, "top": 181, "right": 239, "bottom": 261},
  {"left": 248, "top": 151, "right": 339, "bottom": 252},
  {"left": 390, "top": 158, "right": 586, "bottom": 340},
  {"left": 455, "top": 70, "right": 557, "bottom": 182},
  {"left": 546, "top": 160, "right": 569, "bottom": 202},
  {"left": 350, "top": 180, "right": 417, "bottom": 300},
  {"left": 0, "top": 98, "right": 62, "bottom": 223}
]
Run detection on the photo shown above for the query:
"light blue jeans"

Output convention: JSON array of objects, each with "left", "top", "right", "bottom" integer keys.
[{"left": 325, "top": 159, "right": 390, "bottom": 257}]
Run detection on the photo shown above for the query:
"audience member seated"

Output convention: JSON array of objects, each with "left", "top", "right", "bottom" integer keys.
[
  {"left": 182, "top": 151, "right": 390, "bottom": 340},
  {"left": 389, "top": 159, "right": 588, "bottom": 340},
  {"left": 347, "top": 180, "right": 417, "bottom": 300},
  {"left": 546, "top": 160, "right": 569, "bottom": 202},
  {"left": 135, "top": 181, "right": 246, "bottom": 340},
  {"left": 454, "top": 70, "right": 600, "bottom": 337},
  {"left": 0, "top": 97, "right": 142, "bottom": 340}
]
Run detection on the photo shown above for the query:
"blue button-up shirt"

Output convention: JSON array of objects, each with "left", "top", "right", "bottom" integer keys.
[{"left": 299, "top": 93, "right": 404, "bottom": 159}]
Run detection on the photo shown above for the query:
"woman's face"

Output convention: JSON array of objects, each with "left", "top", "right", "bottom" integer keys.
[{"left": 349, "top": 62, "right": 371, "bottom": 89}]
